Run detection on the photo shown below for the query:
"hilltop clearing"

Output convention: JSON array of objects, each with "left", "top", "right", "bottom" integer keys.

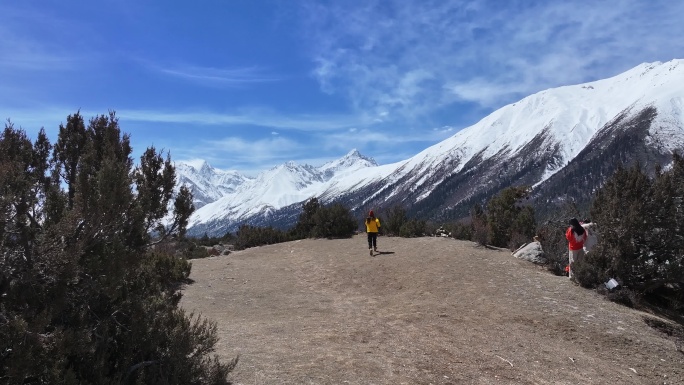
[{"left": 181, "top": 235, "right": 683, "bottom": 385}]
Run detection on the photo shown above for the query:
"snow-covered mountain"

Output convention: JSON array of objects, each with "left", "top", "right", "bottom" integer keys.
[
  {"left": 174, "top": 160, "right": 252, "bottom": 209},
  {"left": 180, "top": 59, "right": 684, "bottom": 236},
  {"left": 177, "top": 149, "right": 378, "bottom": 234}
]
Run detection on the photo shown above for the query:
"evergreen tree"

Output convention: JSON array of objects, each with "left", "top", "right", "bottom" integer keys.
[
  {"left": 0, "top": 115, "right": 235, "bottom": 384},
  {"left": 291, "top": 197, "right": 321, "bottom": 239},
  {"left": 470, "top": 203, "right": 488, "bottom": 246},
  {"left": 234, "top": 224, "right": 288, "bottom": 250},
  {"left": 587, "top": 164, "right": 652, "bottom": 287},
  {"left": 311, "top": 203, "right": 356, "bottom": 239},
  {"left": 486, "top": 186, "right": 536, "bottom": 248},
  {"left": 384, "top": 205, "right": 408, "bottom": 236},
  {"left": 398, "top": 218, "right": 426, "bottom": 237},
  {"left": 576, "top": 158, "right": 683, "bottom": 313}
]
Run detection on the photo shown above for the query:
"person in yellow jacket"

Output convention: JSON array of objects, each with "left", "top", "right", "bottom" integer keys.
[{"left": 365, "top": 210, "right": 381, "bottom": 256}]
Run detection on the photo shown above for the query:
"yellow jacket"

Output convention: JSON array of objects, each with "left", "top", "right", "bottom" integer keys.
[{"left": 365, "top": 218, "right": 381, "bottom": 233}]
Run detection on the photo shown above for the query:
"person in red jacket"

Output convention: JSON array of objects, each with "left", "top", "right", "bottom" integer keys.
[{"left": 566, "top": 217, "right": 587, "bottom": 279}]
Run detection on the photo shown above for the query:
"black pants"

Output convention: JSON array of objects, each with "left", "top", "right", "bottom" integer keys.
[{"left": 367, "top": 232, "right": 378, "bottom": 249}]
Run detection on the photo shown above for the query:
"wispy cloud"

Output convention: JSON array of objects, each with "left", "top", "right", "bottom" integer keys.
[
  {"left": 1, "top": 107, "right": 81, "bottom": 134},
  {"left": 0, "top": 39, "right": 79, "bottom": 72},
  {"left": 175, "top": 131, "right": 448, "bottom": 173},
  {"left": 316, "top": 125, "right": 455, "bottom": 159},
  {"left": 117, "top": 108, "right": 366, "bottom": 131},
  {"left": 174, "top": 135, "right": 307, "bottom": 174},
  {"left": 302, "top": 0, "right": 684, "bottom": 115},
  {"left": 152, "top": 64, "right": 281, "bottom": 87}
]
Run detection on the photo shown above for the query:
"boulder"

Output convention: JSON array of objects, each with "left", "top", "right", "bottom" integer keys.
[
  {"left": 512, "top": 241, "right": 546, "bottom": 264},
  {"left": 212, "top": 244, "right": 226, "bottom": 253}
]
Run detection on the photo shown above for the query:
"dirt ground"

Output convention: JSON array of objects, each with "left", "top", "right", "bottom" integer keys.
[{"left": 180, "top": 235, "right": 684, "bottom": 385}]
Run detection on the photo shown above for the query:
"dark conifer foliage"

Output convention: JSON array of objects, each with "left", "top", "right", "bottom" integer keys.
[
  {"left": 0, "top": 114, "right": 235, "bottom": 384},
  {"left": 574, "top": 155, "right": 684, "bottom": 316},
  {"left": 234, "top": 224, "right": 289, "bottom": 250},
  {"left": 230, "top": 198, "right": 356, "bottom": 248},
  {"left": 470, "top": 203, "right": 488, "bottom": 246},
  {"left": 287, "top": 198, "right": 356, "bottom": 240},
  {"left": 383, "top": 205, "right": 408, "bottom": 236},
  {"left": 536, "top": 202, "right": 582, "bottom": 276},
  {"left": 291, "top": 197, "right": 321, "bottom": 239},
  {"left": 310, "top": 202, "right": 357, "bottom": 239},
  {"left": 485, "top": 186, "right": 536, "bottom": 249}
]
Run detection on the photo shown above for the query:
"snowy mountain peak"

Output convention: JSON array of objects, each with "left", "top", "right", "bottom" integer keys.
[
  {"left": 183, "top": 59, "right": 684, "bottom": 236},
  {"left": 319, "top": 149, "right": 378, "bottom": 178},
  {"left": 175, "top": 160, "right": 251, "bottom": 209},
  {"left": 343, "top": 148, "right": 377, "bottom": 165},
  {"left": 177, "top": 159, "right": 210, "bottom": 172}
]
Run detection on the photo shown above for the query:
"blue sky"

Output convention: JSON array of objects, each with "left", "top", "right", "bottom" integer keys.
[{"left": 2, "top": 0, "right": 683, "bottom": 175}]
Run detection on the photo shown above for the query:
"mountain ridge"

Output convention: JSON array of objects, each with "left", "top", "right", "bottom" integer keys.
[{"left": 177, "top": 59, "right": 684, "bottom": 235}]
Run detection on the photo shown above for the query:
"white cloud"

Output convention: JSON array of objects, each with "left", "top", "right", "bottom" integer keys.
[
  {"left": 117, "top": 108, "right": 365, "bottom": 132},
  {"left": 318, "top": 126, "right": 453, "bottom": 154},
  {"left": 445, "top": 78, "right": 531, "bottom": 108},
  {"left": 1, "top": 107, "right": 80, "bottom": 134},
  {"left": 153, "top": 64, "right": 281, "bottom": 87},
  {"left": 175, "top": 135, "right": 306, "bottom": 175},
  {"left": 301, "top": 0, "right": 684, "bottom": 117}
]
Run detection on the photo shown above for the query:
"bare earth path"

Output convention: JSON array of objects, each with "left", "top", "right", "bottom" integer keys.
[{"left": 180, "top": 235, "right": 683, "bottom": 385}]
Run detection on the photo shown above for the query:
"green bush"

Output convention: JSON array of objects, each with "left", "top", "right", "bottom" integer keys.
[
  {"left": 377, "top": 205, "right": 432, "bottom": 238},
  {"left": 574, "top": 155, "right": 684, "bottom": 315},
  {"left": 234, "top": 224, "right": 288, "bottom": 250},
  {"left": 195, "top": 232, "right": 230, "bottom": 247},
  {"left": 605, "top": 287, "right": 640, "bottom": 308},
  {"left": 571, "top": 254, "right": 605, "bottom": 287},
  {"left": 537, "top": 222, "right": 570, "bottom": 276},
  {"left": 399, "top": 218, "right": 426, "bottom": 237},
  {"left": 289, "top": 199, "right": 356, "bottom": 240},
  {"left": 423, "top": 221, "right": 439, "bottom": 237},
  {"left": 486, "top": 186, "right": 536, "bottom": 248},
  {"left": 172, "top": 238, "right": 212, "bottom": 259},
  {"left": 467, "top": 188, "right": 536, "bottom": 248},
  {"left": 470, "top": 204, "right": 489, "bottom": 246},
  {"left": 383, "top": 205, "right": 408, "bottom": 236},
  {"left": 311, "top": 203, "right": 357, "bottom": 239},
  {"left": 536, "top": 202, "right": 585, "bottom": 276},
  {"left": 290, "top": 197, "right": 321, "bottom": 239},
  {"left": 447, "top": 222, "right": 472, "bottom": 241}
]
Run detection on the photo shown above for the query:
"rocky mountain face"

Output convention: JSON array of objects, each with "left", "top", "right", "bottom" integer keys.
[
  {"left": 178, "top": 60, "right": 684, "bottom": 236},
  {"left": 175, "top": 160, "right": 251, "bottom": 209}
]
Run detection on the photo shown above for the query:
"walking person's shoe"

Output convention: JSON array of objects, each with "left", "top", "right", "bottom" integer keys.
[
  {"left": 369, "top": 248, "right": 373, "bottom": 256},
  {"left": 374, "top": 247, "right": 378, "bottom": 253}
]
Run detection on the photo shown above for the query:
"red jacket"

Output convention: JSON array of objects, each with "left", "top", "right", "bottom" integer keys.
[{"left": 566, "top": 227, "right": 587, "bottom": 251}]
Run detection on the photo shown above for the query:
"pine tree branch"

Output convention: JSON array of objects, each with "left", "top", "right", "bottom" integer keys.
[
  {"left": 146, "top": 221, "right": 178, "bottom": 248},
  {"left": 126, "top": 360, "right": 158, "bottom": 377},
  {"left": 12, "top": 203, "right": 42, "bottom": 230}
]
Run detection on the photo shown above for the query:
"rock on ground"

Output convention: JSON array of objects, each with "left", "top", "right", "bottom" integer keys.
[{"left": 512, "top": 241, "right": 546, "bottom": 264}]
